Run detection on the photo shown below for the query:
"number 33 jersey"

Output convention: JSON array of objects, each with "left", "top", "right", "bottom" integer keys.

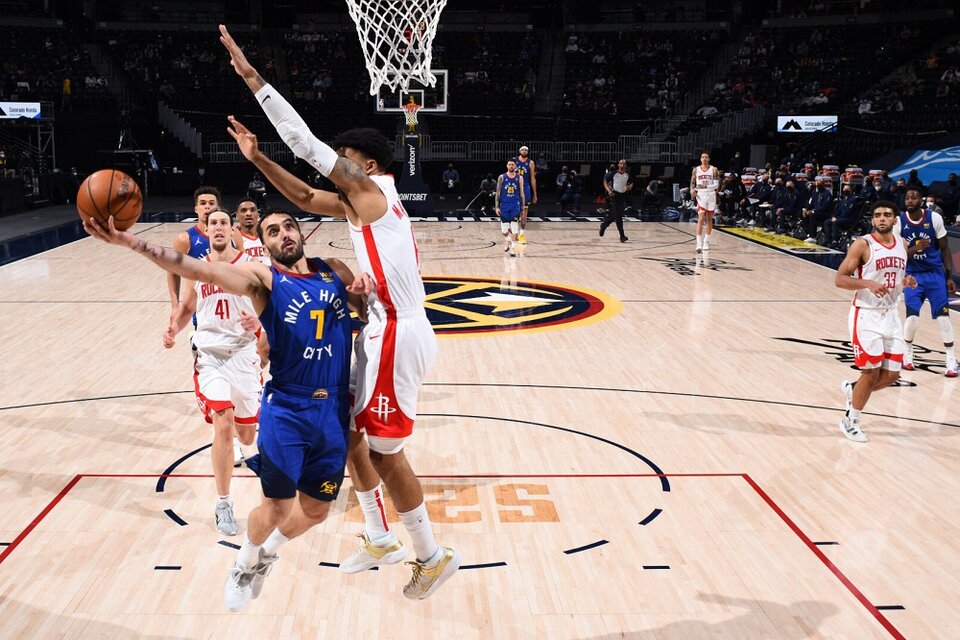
[{"left": 852, "top": 233, "right": 908, "bottom": 310}]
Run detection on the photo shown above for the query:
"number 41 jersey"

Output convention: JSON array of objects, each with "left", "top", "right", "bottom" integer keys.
[{"left": 192, "top": 252, "right": 258, "bottom": 356}]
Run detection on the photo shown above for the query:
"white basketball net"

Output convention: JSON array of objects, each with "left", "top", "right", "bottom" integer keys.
[
  {"left": 345, "top": 0, "right": 448, "bottom": 95},
  {"left": 402, "top": 102, "right": 421, "bottom": 127}
]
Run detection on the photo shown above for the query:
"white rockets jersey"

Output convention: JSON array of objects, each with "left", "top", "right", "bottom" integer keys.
[
  {"left": 348, "top": 174, "right": 425, "bottom": 319},
  {"left": 239, "top": 230, "right": 271, "bottom": 265},
  {"left": 852, "top": 233, "right": 908, "bottom": 309},
  {"left": 192, "top": 252, "right": 259, "bottom": 354},
  {"left": 695, "top": 165, "right": 718, "bottom": 191}
]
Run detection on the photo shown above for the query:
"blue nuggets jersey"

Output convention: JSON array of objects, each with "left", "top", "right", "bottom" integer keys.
[
  {"left": 259, "top": 259, "right": 352, "bottom": 391},
  {"left": 513, "top": 157, "right": 532, "bottom": 199},
  {"left": 186, "top": 225, "right": 211, "bottom": 259},
  {"left": 500, "top": 173, "right": 522, "bottom": 206},
  {"left": 899, "top": 211, "right": 944, "bottom": 274}
]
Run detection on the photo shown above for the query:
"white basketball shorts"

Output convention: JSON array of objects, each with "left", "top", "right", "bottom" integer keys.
[
  {"left": 849, "top": 306, "right": 905, "bottom": 371},
  {"left": 696, "top": 189, "right": 717, "bottom": 214},
  {"left": 193, "top": 343, "right": 263, "bottom": 424},
  {"left": 350, "top": 309, "right": 437, "bottom": 450}
]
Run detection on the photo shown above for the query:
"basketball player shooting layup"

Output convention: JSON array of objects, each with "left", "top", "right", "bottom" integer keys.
[
  {"left": 219, "top": 25, "right": 461, "bottom": 600},
  {"left": 84, "top": 211, "right": 365, "bottom": 611},
  {"left": 834, "top": 200, "right": 918, "bottom": 443},
  {"left": 164, "top": 208, "right": 264, "bottom": 537}
]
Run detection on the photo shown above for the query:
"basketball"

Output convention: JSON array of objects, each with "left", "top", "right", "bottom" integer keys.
[{"left": 76, "top": 169, "right": 143, "bottom": 231}]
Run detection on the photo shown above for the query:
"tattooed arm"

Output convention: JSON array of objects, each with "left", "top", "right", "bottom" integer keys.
[{"left": 84, "top": 217, "right": 272, "bottom": 313}]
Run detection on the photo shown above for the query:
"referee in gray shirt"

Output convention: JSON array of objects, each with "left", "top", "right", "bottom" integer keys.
[{"left": 600, "top": 158, "right": 632, "bottom": 242}]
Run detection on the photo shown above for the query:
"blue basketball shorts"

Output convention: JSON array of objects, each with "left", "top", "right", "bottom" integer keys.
[
  {"left": 904, "top": 270, "right": 949, "bottom": 319},
  {"left": 500, "top": 203, "right": 521, "bottom": 222},
  {"left": 256, "top": 381, "right": 349, "bottom": 502}
]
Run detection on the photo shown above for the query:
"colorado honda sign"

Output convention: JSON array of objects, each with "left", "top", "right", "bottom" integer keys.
[{"left": 777, "top": 115, "right": 838, "bottom": 133}]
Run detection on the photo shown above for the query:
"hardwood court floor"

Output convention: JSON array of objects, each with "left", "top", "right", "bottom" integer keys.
[{"left": 0, "top": 220, "right": 957, "bottom": 639}]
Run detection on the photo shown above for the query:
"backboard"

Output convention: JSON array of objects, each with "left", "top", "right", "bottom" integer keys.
[{"left": 375, "top": 69, "right": 448, "bottom": 113}]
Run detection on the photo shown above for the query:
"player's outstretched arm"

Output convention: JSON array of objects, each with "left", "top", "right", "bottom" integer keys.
[
  {"left": 221, "top": 25, "right": 382, "bottom": 222},
  {"left": 85, "top": 217, "right": 271, "bottom": 308},
  {"left": 226, "top": 116, "right": 345, "bottom": 217}
]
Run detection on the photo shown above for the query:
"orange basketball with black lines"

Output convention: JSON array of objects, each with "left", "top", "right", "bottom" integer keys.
[{"left": 76, "top": 169, "right": 143, "bottom": 231}]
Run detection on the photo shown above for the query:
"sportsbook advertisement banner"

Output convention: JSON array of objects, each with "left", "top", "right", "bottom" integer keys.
[
  {"left": 0, "top": 102, "right": 41, "bottom": 119},
  {"left": 777, "top": 115, "right": 838, "bottom": 133}
]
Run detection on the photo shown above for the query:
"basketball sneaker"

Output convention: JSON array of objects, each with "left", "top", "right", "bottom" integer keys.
[
  {"left": 518, "top": 232, "right": 527, "bottom": 244},
  {"left": 695, "top": 237, "right": 703, "bottom": 253},
  {"left": 703, "top": 237, "right": 710, "bottom": 251},
  {"left": 903, "top": 345, "right": 914, "bottom": 371},
  {"left": 946, "top": 356, "right": 959, "bottom": 378},
  {"left": 840, "top": 379, "right": 854, "bottom": 413},
  {"left": 339, "top": 532, "right": 408, "bottom": 574},
  {"left": 250, "top": 551, "right": 278, "bottom": 600},
  {"left": 223, "top": 564, "right": 256, "bottom": 611},
  {"left": 403, "top": 547, "right": 462, "bottom": 600},
  {"left": 216, "top": 499, "right": 239, "bottom": 536},
  {"left": 838, "top": 416, "right": 868, "bottom": 443},
  {"left": 233, "top": 437, "right": 244, "bottom": 468}
]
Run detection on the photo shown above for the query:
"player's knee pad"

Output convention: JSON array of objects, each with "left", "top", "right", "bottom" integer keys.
[{"left": 937, "top": 314, "right": 954, "bottom": 343}]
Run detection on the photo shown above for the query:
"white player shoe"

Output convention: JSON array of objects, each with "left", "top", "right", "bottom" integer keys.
[
  {"left": 403, "top": 547, "right": 462, "bottom": 600},
  {"left": 223, "top": 564, "right": 256, "bottom": 611},
  {"left": 250, "top": 551, "right": 279, "bottom": 600},
  {"left": 839, "top": 416, "right": 868, "bottom": 443},
  {"left": 695, "top": 237, "right": 703, "bottom": 253},
  {"left": 703, "top": 237, "right": 710, "bottom": 251},
  {"left": 339, "top": 532, "right": 408, "bottom": 574},
  {"left": 902, "top": 345, "right": 914, "bottom": 371},
  {"left": 946, "top": 356, "right": 959, "bottom": 378},
  {"left": 216, "top": 500, "right": 239, "bottom": 536}
]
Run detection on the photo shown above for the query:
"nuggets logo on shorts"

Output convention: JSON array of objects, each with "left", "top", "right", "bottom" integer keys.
[
  {"left": 355, "top": 276, "right": 621, "bottom": 336},
  {"left": 319, "top": 480, "right": 338, "bottom": 495}
]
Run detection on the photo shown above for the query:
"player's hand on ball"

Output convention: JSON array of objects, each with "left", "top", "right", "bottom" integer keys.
[
  {"left": 83, "top": 216, "right": 137, "bottom": 248},
  {"left": 347, "top": 272, "right": 376, "bottom": 296},
  {"left": 227, "top": 116, "right": 261, "bottom": 161},
  {"left": 219, "top": 25, "right": 258, "bottom": 80}
]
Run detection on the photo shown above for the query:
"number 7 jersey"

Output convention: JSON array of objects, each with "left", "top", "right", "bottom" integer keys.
[{"left": 192, "top": 252, "right": 259, "bottom": 355}]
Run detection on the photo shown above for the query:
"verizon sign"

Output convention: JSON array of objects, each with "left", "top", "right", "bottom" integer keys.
[
  {"left": 0, "top": 102, "right": 42, "bottom": 120},
  {"left": 777, "top": 115, "right": 837, "bottom": 133}
]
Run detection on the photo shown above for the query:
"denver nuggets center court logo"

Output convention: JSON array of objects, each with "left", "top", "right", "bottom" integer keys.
[{"left": 418, "top": 276, "right": 621, "bottom": 335}]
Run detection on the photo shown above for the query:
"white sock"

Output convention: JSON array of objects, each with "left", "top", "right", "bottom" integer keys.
[
  {"left": 237, "top": 534, "right": 261, "bottom": 571},
  {"left": 903, "top": 315, "right": 918, "bottom": 342},
  {"left": 261, "top": 527, "right": 289, "bottom": 557},
  {"left": 398, "top": 502, "right": 440, "bottom": 564},
  {"left": 937, "top": 315, "right": 955, "bottom": 358},
  {"left": 218, "top": 495, "right": 230, "bottom": 503},
  {"left": 356, "top": 484, "right": 392, "bottom": 542},
  {"left": 848, "top": 408, "right": 862, "bottom": 423}
]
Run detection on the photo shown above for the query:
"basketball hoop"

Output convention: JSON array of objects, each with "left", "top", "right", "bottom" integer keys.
[
  {"left": 402, "top": 101, "right": 422, "bottom": 133},
  {"left": 345, "top": 0, "right": 448, "bottom": 95}
]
